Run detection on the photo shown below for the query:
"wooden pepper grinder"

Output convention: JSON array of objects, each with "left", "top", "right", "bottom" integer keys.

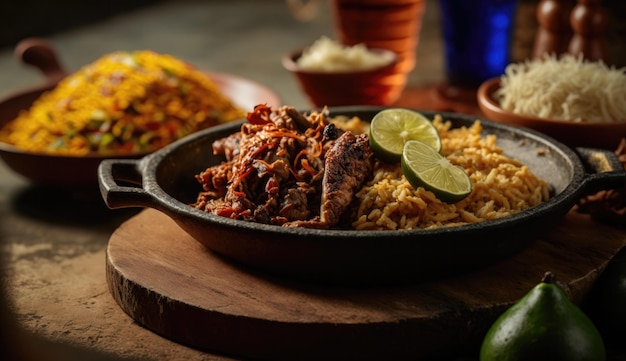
[
  {"left": 567, "top": 0, "right": 610, "bottom": 62},
  {"left": 533, "top": 0, "right": 574, "bottom": 58}
]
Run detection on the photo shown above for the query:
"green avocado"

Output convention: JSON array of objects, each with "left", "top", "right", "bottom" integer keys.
[
  {"left": 585, "top": 246, "right": 626, "bottom": 348},
  {"left": 480, "top": 272, "right": 606, "bottom": 361}
]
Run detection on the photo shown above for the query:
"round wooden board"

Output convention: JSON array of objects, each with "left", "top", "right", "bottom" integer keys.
[{"left": 106, "top": 208, "right": 626, "bottom": 361}]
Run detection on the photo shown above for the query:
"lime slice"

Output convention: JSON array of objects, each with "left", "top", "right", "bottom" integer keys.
[
  {"left": 401, "top": 140, "right": 472, "bottom": 203},
  {"left": 369, "top": 108, "right": 441, "bottom": 162}
]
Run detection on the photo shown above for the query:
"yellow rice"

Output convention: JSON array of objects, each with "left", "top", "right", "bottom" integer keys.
[
  {"left": 352, "top": 115, "right": 550, "bottom": 230},
  {"left": 0, "top": 50, "right": 245, "bottom": 155}
]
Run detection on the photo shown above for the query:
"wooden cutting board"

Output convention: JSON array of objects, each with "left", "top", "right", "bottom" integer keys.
[{"left": 106, "top": 208, "right": 626, "bottom": 361}]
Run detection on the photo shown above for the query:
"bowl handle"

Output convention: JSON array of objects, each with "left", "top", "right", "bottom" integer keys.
[
  {"left": 576, "top": 147, "right": 626, "bottom": 194},
  {"left": 98, "top": 159, "right": 158, "bottom": 210},
  {"left": 14, "top": 38, "right": 68, "bottom": 85}
]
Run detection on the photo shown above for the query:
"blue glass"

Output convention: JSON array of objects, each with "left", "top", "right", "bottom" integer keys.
[{"left": 439, "top": 0, "right": 518, "bottom": 87}]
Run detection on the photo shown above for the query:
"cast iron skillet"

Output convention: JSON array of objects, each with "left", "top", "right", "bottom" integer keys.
[{"left": 98, "top": 107, "right": 626, "bottom": 285}]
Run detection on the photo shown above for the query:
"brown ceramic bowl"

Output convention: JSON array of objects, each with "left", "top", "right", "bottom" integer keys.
[
  {"left": 477, "top": 77, "right": 626, "bottom": 150},
  {"left": 282, "top": 48, "right": 405, "bottom": 107},
  {"left": 0, "top": 38, "right": 281, "bottom": 189}
]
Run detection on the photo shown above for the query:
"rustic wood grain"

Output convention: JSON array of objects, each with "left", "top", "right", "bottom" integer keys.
[{"left": 106, "top": 208, "right": 626, "bottom": 361}]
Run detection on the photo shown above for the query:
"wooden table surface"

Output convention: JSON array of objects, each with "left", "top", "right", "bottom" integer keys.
[{"left": 1, "top": 1, "right": 625, "bottom": 361}]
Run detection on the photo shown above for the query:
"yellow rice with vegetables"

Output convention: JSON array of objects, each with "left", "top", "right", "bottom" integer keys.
[
  {"left": 0, "top": 50, "right": 244, "bottom": 155},
  {"left": 351, "top": 115, "right": 550, "bottom": 230}
]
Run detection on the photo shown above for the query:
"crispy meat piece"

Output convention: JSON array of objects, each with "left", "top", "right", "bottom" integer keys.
[
  {"left": 195, "top": 161, "right": 233, "bottom": 199},
  {"left": 322, "top": 123, "right": 343, "bottom": 140},
  {"left": 283, "top": 132, "right": 373, "bottom": 228},
  {"left": 212, "top": 132, "right": 241, "bottom": 161},
  {"left": 321, "top": 132, "right": 373, "bottom": 225},
  {"left": 276, "top": 183, "right": 316, "bottom": 224}
]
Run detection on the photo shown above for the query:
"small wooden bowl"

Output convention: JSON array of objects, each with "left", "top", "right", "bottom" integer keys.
[
  {"left": 282, "top": 48, "right": 404, "bottom": 107},
  {"left": 477, "top": 77, "right": 626, "bottom": 150}
]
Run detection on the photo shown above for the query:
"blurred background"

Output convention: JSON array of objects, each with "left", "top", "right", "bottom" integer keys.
[
  {"left": 1, "top": 1, "right": 625, "bottom": 360},
  {"left": 1, "top": 0, "right": 625, "bottom": 107}
]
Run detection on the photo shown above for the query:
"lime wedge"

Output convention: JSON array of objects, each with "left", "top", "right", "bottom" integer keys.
[
  {"left": 401, "top": 140, "right": 472, "bottom": 203},
  {"left": 369, "top": 108, "right": 441, "bottom": 162}
]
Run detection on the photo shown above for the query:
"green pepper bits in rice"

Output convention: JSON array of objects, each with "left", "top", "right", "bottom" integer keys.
[{"left": 0, "top": 50, "right": 245, "bottom": 155}]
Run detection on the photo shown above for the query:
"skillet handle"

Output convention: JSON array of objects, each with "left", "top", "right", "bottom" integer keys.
[
  {"left": 98, "top": 159, "right": 158, "bottom": 209},
  {"left": 14, "top": 38, "right": 68, "bottom": 85},
  {"left": 576, "top": 147, "right": 626, "bottom": 194}
]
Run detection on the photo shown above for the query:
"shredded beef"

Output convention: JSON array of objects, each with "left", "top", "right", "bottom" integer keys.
[{"left": 193, "top": 105, "right": 374, "bottom": 229}]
